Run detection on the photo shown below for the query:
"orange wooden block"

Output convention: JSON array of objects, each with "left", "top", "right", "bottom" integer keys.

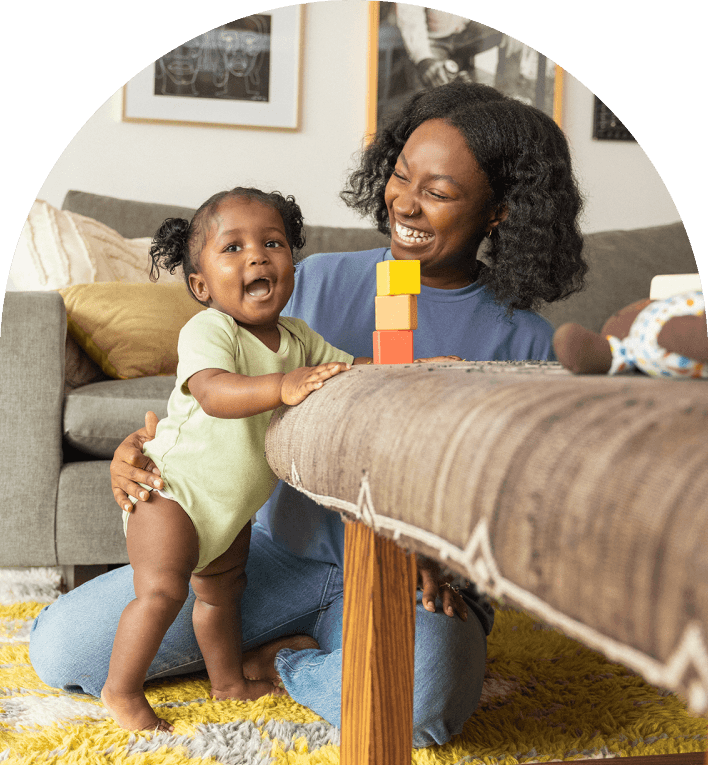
[
  {"left": 375, "top": 295, "right": 418, "bottom": 331},
  {"left": 373, "top": 330, "right": 414, "bottom": 364},
  {"left": 376, "top": 260, "right": 421, "bottom": 296}
]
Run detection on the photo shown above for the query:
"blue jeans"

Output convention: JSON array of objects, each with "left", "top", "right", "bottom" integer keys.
[{"left": 30, "top": 524, "right": 487, "bottom": 748}]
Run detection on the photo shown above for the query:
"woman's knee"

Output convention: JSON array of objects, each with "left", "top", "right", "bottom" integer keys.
[
  {"left": 29, "top": 601, "right": 95, "bottom": 691},
  {"left": 411, "top": 598, "right": 487, "bottom": 747},
  {"left": 29, "top": 605, "right": 63, "bottom": 687}
]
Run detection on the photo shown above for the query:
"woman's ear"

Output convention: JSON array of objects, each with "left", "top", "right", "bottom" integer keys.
[
  {"left": 488, "top": 203, "right": 508, "bottom": 234},
  {"left": 188, "top": 272, "right": 210, "bottom": 304}
]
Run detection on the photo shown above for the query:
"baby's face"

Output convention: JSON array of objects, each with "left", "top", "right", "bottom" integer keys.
[{"left": 189, "top": 197, "right": 295, "bottom": 332}]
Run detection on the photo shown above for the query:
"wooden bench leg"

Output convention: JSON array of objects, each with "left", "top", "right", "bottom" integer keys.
[{"left": 341, "top": 521, "right": 417, "bottom": 764}]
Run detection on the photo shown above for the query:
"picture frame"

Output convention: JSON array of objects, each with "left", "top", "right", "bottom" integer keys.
[
  {"left": 367, "top": 2, "right": 564, "bottom": 137},
  {"left": 123, "top": 6, "right": 303, "bottom": 130}
]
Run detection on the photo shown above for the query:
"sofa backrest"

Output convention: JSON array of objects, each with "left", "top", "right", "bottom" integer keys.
[
  {"left": 62, "top": 190, "right": 698, "bottom": 331},
  {"left": 62, "top": 190, "right": 390, "bottom": 263},
  {"left": 538, "top": 222, "right": 697, "bottom": 331}
]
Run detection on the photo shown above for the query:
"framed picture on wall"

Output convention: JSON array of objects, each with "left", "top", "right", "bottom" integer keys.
[
  {"left": 367, "top": 2, "right": 563, "bottom": 136},
  {"left": 123, "top": 6, "right": 302, "bottom": 130}
]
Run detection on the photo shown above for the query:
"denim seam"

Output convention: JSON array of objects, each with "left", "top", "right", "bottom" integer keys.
[
  {"left": 275, "top": 652, "right": 329, "bottom": 676},
  {"left": 311, "top": 563, "right": 339, "bottom": 643}
]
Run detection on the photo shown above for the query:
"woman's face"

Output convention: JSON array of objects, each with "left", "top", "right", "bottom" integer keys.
[{"left": 384, "top": 118, "right": 502, "bottom": 289}]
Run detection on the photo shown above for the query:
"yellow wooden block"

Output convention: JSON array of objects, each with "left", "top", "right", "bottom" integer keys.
[
  {"left": 375, "top": 295, "right": 418, "bottom": 330},
  {"left": 376, "top": 260, "right": 421, "bottom": 296}
]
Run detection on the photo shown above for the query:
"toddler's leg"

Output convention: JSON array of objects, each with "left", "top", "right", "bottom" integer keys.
[
  {"left": 191, "top": 522, "right": 285, "bottom": 701},
  {"left": 101, "top": 495, "right": 199, "bottom": 732}
]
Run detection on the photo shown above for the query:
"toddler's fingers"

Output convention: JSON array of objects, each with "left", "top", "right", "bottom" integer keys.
[{"left": 318, "top": 362, "right": 351, "bottom": 378}]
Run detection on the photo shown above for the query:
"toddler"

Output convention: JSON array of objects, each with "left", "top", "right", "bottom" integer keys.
[{"left": 101, "top": 187, "right": 369, "bottom": 732}]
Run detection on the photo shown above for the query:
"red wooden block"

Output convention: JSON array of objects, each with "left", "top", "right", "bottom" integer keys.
[{"left": 373, "top": 330, "right": 414, "bottom": 364}]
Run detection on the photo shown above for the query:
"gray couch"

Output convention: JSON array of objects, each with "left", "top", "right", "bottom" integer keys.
[{"left": 0, "top": 190, "right": 698, "bottom": 584}]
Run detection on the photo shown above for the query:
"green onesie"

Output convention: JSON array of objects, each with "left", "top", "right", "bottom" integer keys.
[{"left": 124, "top": 307, "right": 353, "bottom": 571}]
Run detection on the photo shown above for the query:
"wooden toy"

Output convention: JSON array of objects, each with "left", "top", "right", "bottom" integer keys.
[
  {"left": 376, "top": 261, "right": 421, "bottom": 297},
  {"left": 373, "top": 330, "right": 414, "bottom": 364},
  {"left": 374, "top": 295, "right": 418, "bottom": 331}
]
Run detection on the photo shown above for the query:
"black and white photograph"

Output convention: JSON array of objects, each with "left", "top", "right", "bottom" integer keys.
[
  {"left": 154, "top": 16, "right": 272, "bottom": 103},
  {"left": 372, "top": 2, "right": 559, "bottom": 130},
  {"left": 124, "top": 6, "right": 301, "bottom": 129}
]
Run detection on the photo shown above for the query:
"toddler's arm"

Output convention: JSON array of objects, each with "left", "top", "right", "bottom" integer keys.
[{"left": 188, "top": 362, "right": 351, "bottom": 418}]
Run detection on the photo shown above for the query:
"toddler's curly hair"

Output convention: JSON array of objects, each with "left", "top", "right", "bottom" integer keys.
[
  {"left": 341, "top": 82, "right": 587, "bottom": 313},
  {"left": 148, "top": 187, "right": 306, "bottom": 306}
]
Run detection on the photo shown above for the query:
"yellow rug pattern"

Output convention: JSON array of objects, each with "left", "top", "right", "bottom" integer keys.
[{"left": 0, "top": 569, "right": 706, "bottom": 763}]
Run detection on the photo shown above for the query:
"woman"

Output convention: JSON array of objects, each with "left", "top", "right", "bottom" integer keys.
[{"left": 30, "top": 81, "right": 586, "bottom": 747}]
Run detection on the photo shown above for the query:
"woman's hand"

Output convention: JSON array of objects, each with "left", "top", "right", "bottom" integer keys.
[
  {"left": 414, "top": 355, "right": 463, "bottom": 363},
  {"left": 280, "top": 362, "right": 351, "bottom": 406},
  {"left": 110, "top": 411, "right": 163, "bottom": 512},
  {"left": 417, "top": 556, "right": 468, "bottom": 620}
]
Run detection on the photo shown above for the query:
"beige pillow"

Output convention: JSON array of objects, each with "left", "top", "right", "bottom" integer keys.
[
  {"left": 11, "top": 199, "right": 181, "bottom": 290},
  {"left": 59, "top": 282, "right": 206, "bottom": 379}
]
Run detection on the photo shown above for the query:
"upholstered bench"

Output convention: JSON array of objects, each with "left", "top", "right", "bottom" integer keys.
[{"left": 264, "top": 360, "right": 708, "bottom": 762}]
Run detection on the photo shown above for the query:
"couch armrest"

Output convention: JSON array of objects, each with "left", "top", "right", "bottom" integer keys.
[{"left": 0, "top": 291, "right": 66, "bottom": 565}]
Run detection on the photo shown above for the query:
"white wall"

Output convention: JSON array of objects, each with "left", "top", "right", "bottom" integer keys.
[
  {"left": 562, "top": 74, "right": 679, "bottom": 233},
  {"left": 34, "top": 1, "right": 679, "bottom": 235}
]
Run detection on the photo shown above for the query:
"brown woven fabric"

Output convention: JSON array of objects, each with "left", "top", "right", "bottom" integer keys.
[{"left": 265, "top": 361, "right": 708, "bottom": 712}]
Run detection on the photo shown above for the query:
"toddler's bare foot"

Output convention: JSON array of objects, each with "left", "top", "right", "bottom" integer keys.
[
  {"left": 242, "top": 634, "right": 319, "bottom": 686},
  {"left": 553, "top": 322, "right": 613, "bottom": 374},
  {"left": 210, "top": 676, "right": 288, "bottom": 701},
  {"left": 101, "top": 687, "right": 174, "bottom": 733}
]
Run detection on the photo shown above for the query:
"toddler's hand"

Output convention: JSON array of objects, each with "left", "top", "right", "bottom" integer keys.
[
  {"left": 280, "top": 362, "right": 351, "bottom": 406},
  {"left": 414, "top": 355, "right": 463, "bottom": 363}
]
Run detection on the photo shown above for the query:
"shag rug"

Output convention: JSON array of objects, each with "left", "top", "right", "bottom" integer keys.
[{"left": 0, "top": 568, "right": 705, "bottom": 764}]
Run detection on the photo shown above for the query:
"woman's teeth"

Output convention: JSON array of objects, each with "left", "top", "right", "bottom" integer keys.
[{"left": 396, "top": 222, "right": 433, "bottom": 244}]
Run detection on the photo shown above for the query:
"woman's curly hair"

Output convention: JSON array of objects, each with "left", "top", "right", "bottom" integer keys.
[
  {"left": 148, "top": 187, "right": 306, "bottom": 306},
  {"left": 341, "top": 82, "right": 587, "bottom": 313}
]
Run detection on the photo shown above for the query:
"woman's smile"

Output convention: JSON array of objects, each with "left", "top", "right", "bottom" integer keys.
[{"left": 394, "top": 221, "right": 434, "bottom": 245}]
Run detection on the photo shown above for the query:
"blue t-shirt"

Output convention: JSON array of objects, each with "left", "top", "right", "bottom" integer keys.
[{"left": 254, "top": 248, "right": 554, "bottom": 628}]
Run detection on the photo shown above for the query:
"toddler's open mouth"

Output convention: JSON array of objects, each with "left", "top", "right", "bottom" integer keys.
[{"left": 246, "top": 278, "right": 272, "bottom": 297}]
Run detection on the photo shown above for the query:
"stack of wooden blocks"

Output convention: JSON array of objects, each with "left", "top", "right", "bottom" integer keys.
[{"left": 373, "top": 260, "right": 421, "bottom": 364}]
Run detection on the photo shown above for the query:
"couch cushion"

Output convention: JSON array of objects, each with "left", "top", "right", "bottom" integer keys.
[
  {"left": 63, "top": 189, "right": 391, "bottom": 262},
  {"left": 299, "top": 225, "right": 389, "bottom": 261},
  {"left": 538, "top": 222, "right": 697, "bottom": 331},
  {"left": 63, "top": 190, "right": 197, "bottom": 240},
  {"left": 64, "top": 376, "right": 175, "bottom": 457},
  {"left": 60, "top": 281, "right": 206, "bottom": 379}
]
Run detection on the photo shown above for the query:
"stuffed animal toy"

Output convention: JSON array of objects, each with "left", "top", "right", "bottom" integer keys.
[{"left": 553, "top": 290, "right": 707, "bottom": 377}]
